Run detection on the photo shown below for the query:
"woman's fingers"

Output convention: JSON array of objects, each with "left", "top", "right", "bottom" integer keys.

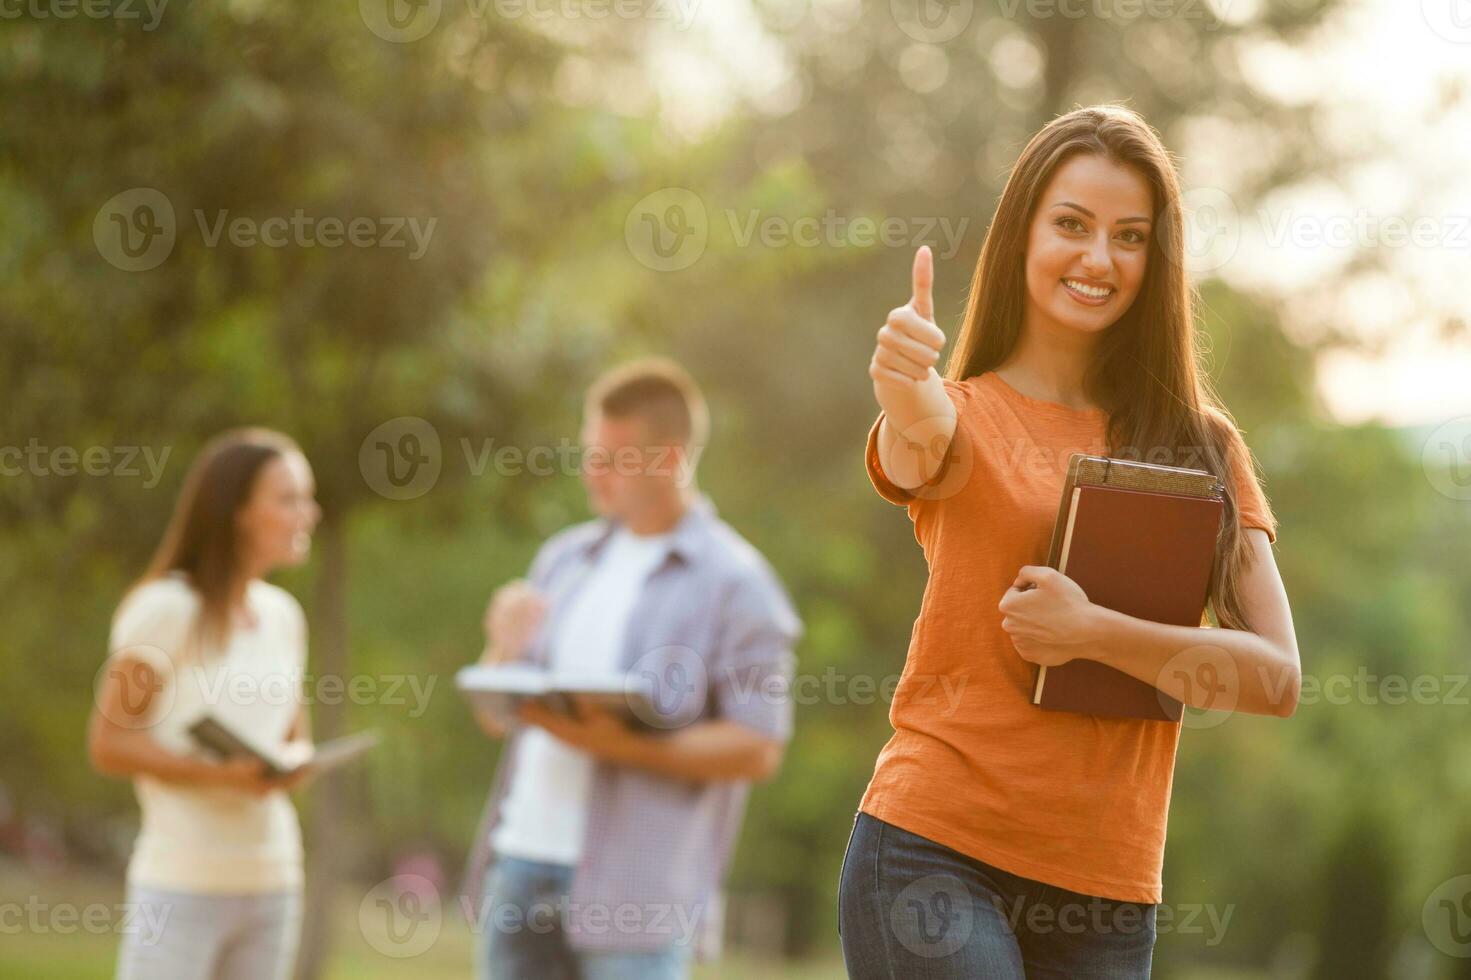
[
  {"left": 877, "top": 322, "right": 940, "bottom": 369},
  {"left": 868, "top": 360, "right": 917, "bottom": 388},
  {"left": 886, "top": 305, "right": 945, "bottom": 352},
  {"left": 874, "top": 345, "right": 929, "bottom": 382},
  {"left": 869, "top": 245, "right": 945, "bottom": 394},
  {"left": 911, "top": 245, "right": 934, "bottom": 322}
]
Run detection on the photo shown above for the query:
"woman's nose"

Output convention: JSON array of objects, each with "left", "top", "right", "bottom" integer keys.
[{"left": 1081, "top": 237, "right": 1111, "bottom": 276}]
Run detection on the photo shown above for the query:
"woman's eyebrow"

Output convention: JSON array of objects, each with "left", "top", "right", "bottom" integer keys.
[{"left": 1051, "top": 201, "right": 1152, "bottom": 225}]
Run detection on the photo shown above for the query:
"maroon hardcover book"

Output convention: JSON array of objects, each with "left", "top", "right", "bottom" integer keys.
[{"left": 1030, "top": 484, "right": 1223, "bottom": 722}]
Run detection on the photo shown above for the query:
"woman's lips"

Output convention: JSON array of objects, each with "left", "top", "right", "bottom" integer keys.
[{"left": 1061, "top": 278, "right": 1115, "bottom": 306}]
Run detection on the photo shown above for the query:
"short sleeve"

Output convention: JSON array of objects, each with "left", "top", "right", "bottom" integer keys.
[
  {"left": 108, "top": 578, "right": 199, "bottom": 678},
  {"left": 710, "top": 573, "right": 801, "bottom": 742},
  {"left": 527, "top": 535, "right": 560, "bottom": 591},
  {"left": 1225, "top": 431, "right": 1277, "bottom": 545},
  {"left": 527, "top": 522, "right": 592, "bottom": 591},
  {"left": 864, "top": 380, "right": 973, "bottom": 507}
]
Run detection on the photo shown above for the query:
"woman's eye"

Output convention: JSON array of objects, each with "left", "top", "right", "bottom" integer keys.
[
  {"left": 1056, "top": 217, "right": 1084, "bottom": 233},
  {"left": 1119, "top": 229, "right": 1147, "bottom": 244}
]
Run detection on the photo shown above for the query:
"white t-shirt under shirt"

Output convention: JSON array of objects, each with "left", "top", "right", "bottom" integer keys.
[
  {"left": 491, "top": 524, "right": 675, "bottom": 866},
  {"left": 109, "top": 573, "right": 306, "bottom": 894}
]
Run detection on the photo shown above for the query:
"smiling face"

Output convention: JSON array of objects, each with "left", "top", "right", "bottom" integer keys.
[
  {"left": 236, "top": 450, "right": 321, "bottom": 574},
  {"left": 1023, "top": 153, "right": 1154, "bottom": 341}
]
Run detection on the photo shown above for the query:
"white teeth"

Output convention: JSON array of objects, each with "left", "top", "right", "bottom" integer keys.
[{"left": 1063, "top": 278, "right": 1113, "bottom": 299}]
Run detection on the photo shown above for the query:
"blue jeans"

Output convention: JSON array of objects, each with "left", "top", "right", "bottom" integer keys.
[
  {"left": 477, "top": 856, "right": 693, "bottom": 980},
  {"left": 838, "top": 812, "right": 1156, "bottom": 979}
]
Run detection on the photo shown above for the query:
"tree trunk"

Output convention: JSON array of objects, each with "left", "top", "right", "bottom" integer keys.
[
  {"left": 295, "top": 515, "right": 349, "bottom": 980},
  {"left": 1036, "top": 13, "right": 1080, "bottom": 119}
]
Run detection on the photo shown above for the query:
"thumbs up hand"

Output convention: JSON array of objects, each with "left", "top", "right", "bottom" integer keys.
[
  {"left": 866, "top": 246, "right": 958, "bottom": 493},
  {"left": 870, "top": 246, "right": 947, "bottom": 394}
]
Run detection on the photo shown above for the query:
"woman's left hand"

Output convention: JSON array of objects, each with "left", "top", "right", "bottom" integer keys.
[
  {"left": 273, "top": 740, "right": 318, "bottom": 793},
  {"left": 273, "top": 765, "right": 317, "bottom": 793},
  {"left": 998, "top": 566, "right": 1102, "bottom": 667}
]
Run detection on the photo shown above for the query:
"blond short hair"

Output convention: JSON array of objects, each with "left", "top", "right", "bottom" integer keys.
[{"left": 584, "top": 357, "right": 710, "bottom": 449}]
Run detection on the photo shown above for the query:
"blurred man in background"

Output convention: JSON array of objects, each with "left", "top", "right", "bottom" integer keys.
[{"left": 461, "top": 357, "right": 802, "bottom": 980}]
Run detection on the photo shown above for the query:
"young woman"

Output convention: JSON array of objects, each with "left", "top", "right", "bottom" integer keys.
[
  {"left": 840, "top": 105, "right": 1302, "bottom": 978},
  {"left": 89, "top": 428, "right": 322, "bottom": 980}
]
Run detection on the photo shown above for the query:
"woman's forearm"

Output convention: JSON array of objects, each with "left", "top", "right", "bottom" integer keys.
[
  {"left": 876, "top": 371, "right": 957, "bottom": 490},
  {"left": 90, "top": 726, "right": 218, "bottom": 786},
  {"left": 1084, "top": 604, "right": 1301, "bottom": 718}
]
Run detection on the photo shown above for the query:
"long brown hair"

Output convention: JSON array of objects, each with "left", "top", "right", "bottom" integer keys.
[
  {"left": 129, "top": 428, "right": 302, "bottom": 653},
  {"left": 946, "top": 104, "right": 1266, "bottom": 631}
]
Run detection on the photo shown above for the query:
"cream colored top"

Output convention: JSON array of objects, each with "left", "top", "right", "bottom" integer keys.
[{"left": 109, "top": 574, "right": 306, "bottom": 893}]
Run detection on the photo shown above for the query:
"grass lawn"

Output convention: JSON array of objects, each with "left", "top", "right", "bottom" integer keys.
[
  {"left": 2, "top": 863, "right": 1270, "bottom": 979},
  {"left": 0, "top": 863, "right": 845, "bottom": 979}
]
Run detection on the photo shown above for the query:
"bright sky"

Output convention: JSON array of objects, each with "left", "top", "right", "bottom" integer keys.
[
  {"left": 1216, "top": 0, "right": 1471, "bottom": 427},
  {"left": 646, "top": 0, "right": 1470, "bottom": 428}
]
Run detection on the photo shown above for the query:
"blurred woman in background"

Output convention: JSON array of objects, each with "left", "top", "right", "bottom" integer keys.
[{"left": 89, "top": 427, "right": 321, "bottom": 980}]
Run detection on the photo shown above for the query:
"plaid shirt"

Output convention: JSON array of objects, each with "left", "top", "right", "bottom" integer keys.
[{"left": 458, "top": 493, "right": 801, "bottom": 959}]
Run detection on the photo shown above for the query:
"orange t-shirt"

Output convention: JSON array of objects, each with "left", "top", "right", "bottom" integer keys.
[{"left": 861, "top": 370, "right": 1278, "bottom": 903}]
